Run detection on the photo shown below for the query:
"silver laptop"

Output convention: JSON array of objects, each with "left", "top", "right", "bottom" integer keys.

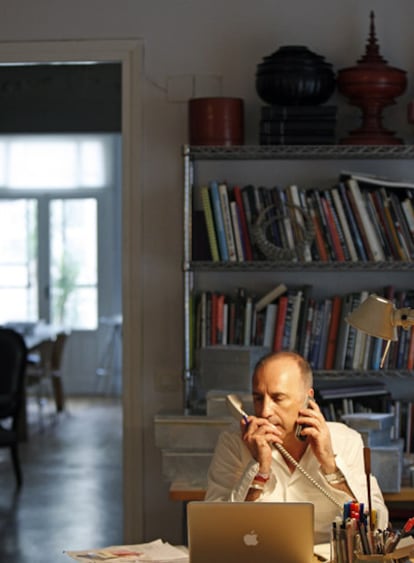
[{"left": 187, "top": 501, "right": 314, "bottom": 563}]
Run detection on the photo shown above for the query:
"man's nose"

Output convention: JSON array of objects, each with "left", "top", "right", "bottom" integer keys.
[{"left": 260, "top": 396, "right": 273, "bottom": 418}]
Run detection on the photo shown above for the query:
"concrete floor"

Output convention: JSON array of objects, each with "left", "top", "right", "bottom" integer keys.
[{"left": 0, "top": 397, "right": 123, "bottom": 563}]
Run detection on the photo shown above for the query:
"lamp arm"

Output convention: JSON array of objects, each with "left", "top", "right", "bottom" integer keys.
[{"left": 394, "top": 307, "right": 414, "bottom": 331}]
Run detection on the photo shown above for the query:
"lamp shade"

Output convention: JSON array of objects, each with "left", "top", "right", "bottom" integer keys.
[{"left": 346, "top": 294, "right": 398, "bottom": 341}]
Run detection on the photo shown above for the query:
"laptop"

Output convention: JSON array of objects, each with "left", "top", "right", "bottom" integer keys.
[{"left": 187, "top": 501, "right": 314, "bottom": 563}]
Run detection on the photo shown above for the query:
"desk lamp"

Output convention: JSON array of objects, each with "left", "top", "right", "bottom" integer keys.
[{"left": 346, "top": 293, "right": 414, "bottom": 367}]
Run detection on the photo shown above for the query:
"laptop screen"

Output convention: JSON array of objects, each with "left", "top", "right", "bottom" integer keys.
[{"left": 187, "top": 501, "right": 315, "bottom": 563}]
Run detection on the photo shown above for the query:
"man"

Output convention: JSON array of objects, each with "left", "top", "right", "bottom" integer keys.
[{"left": 205, "top": 351, "right": 388, "bottom": 544}]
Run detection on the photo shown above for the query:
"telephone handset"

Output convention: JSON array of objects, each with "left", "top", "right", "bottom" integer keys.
[
  {"left": 225, "top": 394, "right": 342, "bottom": 509},
  {"left": 295, "top": 395, "right": 310, "bottom": 442}
]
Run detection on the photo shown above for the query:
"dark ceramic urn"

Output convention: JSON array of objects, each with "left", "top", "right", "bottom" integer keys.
[{"left": 256, "top": 45, "right": 336, "bottom": 106}]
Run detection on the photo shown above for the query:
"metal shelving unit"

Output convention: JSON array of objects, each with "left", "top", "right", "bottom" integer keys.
[{"left": 182, "top": 144, "right": 414, "bottom": 412}]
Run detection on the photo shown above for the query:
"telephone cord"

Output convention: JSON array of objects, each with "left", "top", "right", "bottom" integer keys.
[{"left": 275, "top": 444, "right": 343, "bottom": 510}]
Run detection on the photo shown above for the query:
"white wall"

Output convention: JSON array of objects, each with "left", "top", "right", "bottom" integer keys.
[{"left": 2, "top": 0, "right": 414, "bottom": 545}]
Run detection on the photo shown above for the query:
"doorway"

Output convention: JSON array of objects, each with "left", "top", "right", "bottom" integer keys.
[{"left": 0, "top": 39, "right": 144, "bottom": 542}]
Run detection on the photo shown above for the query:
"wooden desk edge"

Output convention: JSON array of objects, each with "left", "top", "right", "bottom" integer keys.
[{"left": 169, "top": 484, "right": 414, "bottom": 503}]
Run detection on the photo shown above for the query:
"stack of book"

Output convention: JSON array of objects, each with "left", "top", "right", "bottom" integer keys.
[
  {"left": 193, "top": 283, "right": 414, "bottom": 373},
  {"left": 259, "top": 105, "right": 337, "bottom": 145},
  {"left": 196, "top": 172, "right": 414, "bottom": 264}
]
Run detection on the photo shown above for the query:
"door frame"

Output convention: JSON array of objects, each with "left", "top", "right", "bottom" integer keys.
[{"left": 0, "top": 39, "right": 144, "bottom": 542}]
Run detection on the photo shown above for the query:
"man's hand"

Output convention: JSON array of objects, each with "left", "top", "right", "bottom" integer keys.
[
  {"left": 240, "top": 415, "right": 283, "bottom": 474},
  {"left": 296, "top": 399, "right": 337, "bottom": 474}
]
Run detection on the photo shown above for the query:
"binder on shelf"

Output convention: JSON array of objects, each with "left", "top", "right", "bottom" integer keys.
[
  {"left": 218, "top": 182, "right": 237, "bottom": 262},
  {"left": 210, "top": 180, "right": 229, "bottom": 261},
  {"left": 200, "top": 186, "right": 220, "bottom": 262}
]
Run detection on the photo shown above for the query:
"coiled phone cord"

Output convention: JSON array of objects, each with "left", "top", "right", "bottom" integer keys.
[{"left": 275, "top": 443, "right": 343, "bottom": 510}]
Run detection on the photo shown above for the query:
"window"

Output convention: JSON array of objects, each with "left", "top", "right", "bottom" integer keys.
[{"left": 0, "top": 134, "right": 117, "bottom": 330}]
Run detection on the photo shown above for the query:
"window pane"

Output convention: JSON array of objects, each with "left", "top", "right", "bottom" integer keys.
[
  {"left": 0, "top": 200, "right": 38, "bottom": 323},
  {"left": 0, "top": 134, "right": 111, "bottom": 189},
  {"left": 50, "top": 199, "right": 97, "bottom": 329}
]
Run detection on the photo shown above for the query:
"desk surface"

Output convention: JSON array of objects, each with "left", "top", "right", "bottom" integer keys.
[{"left": 169, "top": 482, "right": 414, "bottom": 503}]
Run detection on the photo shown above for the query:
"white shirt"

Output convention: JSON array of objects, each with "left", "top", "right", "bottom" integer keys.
[{"left": 205, "top": 421, "right": 388, "bottom": 544}]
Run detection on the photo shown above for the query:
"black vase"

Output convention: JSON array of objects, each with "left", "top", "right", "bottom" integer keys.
[{"left": 256, "top": 45, "right": 336, "bottom": 106}]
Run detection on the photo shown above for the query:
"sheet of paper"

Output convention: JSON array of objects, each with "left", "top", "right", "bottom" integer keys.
[{"left": 64, "top": 538, "right": 189, "bottom": 563}]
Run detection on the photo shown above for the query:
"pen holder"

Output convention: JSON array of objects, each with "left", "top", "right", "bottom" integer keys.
[{"left": 354, "top": 543, "right": 413, "bottom": 562}]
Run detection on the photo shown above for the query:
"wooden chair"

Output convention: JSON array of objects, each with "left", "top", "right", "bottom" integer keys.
[
  {"left": 0, "top": 327, "right": 27, "bottom": 488},
  {"left": 26, "top": 331, "right": 69, "bottom": 414}
]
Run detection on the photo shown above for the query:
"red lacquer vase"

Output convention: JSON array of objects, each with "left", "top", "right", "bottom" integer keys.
[{"left": 337, "top": 11, "right": 407, "bottom": 145}]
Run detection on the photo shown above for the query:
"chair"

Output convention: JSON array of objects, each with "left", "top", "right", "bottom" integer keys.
[
  {"left": 0, "top": 327, "right": 27, "bottom": 488},
  {"left": 26, "top": 331, "right": 69, "bottom": 414}
]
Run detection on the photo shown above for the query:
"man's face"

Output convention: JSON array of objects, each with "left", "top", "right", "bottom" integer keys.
[{"left": 252, "top": 356, "right": 312, "bottom": 441}]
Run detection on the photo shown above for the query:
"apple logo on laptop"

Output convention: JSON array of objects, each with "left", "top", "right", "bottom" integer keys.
[{"left": 243, "top": 530, "right": 259, "bottom": 546}]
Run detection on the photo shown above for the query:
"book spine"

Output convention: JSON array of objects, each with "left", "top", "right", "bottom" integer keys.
[
  {"left": 230, "top": 200, "right": 245, "bottom": 262},
  {"left": 254, "top": 283, "right": 288, "bottom": 313},
  {"left": 320, "top": 193, "right": 346, "bottom": 261},
  {"left": 233, "top": 186, "right": 253, "bottom": 260},
  {"left": 337, "top": 182, "right": 368, "bottom": 261},
  {"left": 218, "top": 183, "right": 237, "bottom": 262},
  {"left": 200, "top": 186, "right": 220, "bottom": 262},
  {"left": 307, "top": 195, "right": 329, "bottom": 261},
  {"left": 287, "top": 184, "right": 312, "bottom": 262},
  {"left": 346, "top": 177, "right": 385, "bottom": 261},
  {"left": 324, "top": 295, "right": 342, "bottom": 369},
  {"left": 263, "top": 303, "right": 277, "bottom": 349},
  {"left": 210, "top": 181, "right": 229, "bottom": 261},
  {"left": 331, "top": 186, "right": 358, "bottom": 262},
  {"left": 273, "top": 295, "right": 288, "bottom": 352}
]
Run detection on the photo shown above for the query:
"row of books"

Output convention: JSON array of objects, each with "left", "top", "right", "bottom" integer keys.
[
  {"left": 197, "top": 171, "right": 414, "bottom": 263},
  {"left": 192, "top": 283, "right": 414, "bottom": 371},
  {"left": 259, "top": 104, "right": 338, "bottom": 145}
]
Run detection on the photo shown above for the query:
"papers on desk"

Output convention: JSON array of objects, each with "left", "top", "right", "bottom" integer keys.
[{"left": 64, "top": 539, "right": 189, "bottom": 563}]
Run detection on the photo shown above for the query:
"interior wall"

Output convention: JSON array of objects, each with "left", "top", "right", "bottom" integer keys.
[{"left": 2, "top": 0, "right": 414, "bottom": 545}]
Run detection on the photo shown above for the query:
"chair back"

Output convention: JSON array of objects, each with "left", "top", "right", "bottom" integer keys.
[
  {"left": 51, "top": 331, "right": 69, "bottom": 372},
  {"left": 0, "top": 328, "right": 27, "bottom": 422}
]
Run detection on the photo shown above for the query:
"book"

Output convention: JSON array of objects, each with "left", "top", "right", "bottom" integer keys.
[
  {"left": 218, "top": 182, "right": 237, "bottom": 262},
  {"left": 337, "top": 182, "right": 368, "bottom": 261},
  {"left": 289, "top": 289, "right": 303, "bottom": 351},
  {"left": 230, "top": 200, "right": 245, "bottom": 262},
  {"left": 311, "top": 191, "right": 335, "bottom": 260},
  {"left": 263, "top": 303, "right": 277, "bottom": 349},
  {"left": 243, "top": 295, "right": 253, "bottom": 346},
  {"left": 260, "top": 105, "right": 337, "bottom": 120},
  {"left": 209, "top": 181, "right": 229, "bottom": 261},
  {"left": 273, "top": 295, "right": 288, "bottom": 352},
  {"left": 343, "top": 181, "right": 374, "bottom": 261},
  {"left": 286, "top": 184, "right": 312, "bottom": 261},
  {"left": 316, "top": 298, "right": 332, "bottom": 369},
  {"left": 255, "top": 283, "right": 288, "bottom": 313},
  {"left": 260, "top": 133, "right": 336, "bottom": 145},
  {"left": 334, "top": 293, "right": 353, "bottom": 370},
  {"left": 233, "top": 186, "right": 253, "bottom": 260},
  {"left": 200, "top": 186, "right": 220, "bottom": 262},
  {"left": 388, "top": 190, "right": 414, "bottom": 260},
  {"left": 368, "top": 190, "right": 398, "bottom": 260},
  {"left": 324, "top": 295, "right": 342, "bottom": 369},
  {"left": 260, "top": 120, "right": 336, "bottom": 135},
  {"left": 295, "top": 284, "right": 312, "bottom": 356},
  {"left": 381, "top": 188, "right": 407, "bottom": 261},
  {"left": 341, "top": 170, "right": 414, "bottom": 189},
  {"left": 330, "top": 186, "right": 358, "bottom": 261},
  {"left": 320, "top": 193, "right": 346, "bottom": 261},
  {"left": 343, "top": 176, "right": 385, "bottom": 261},
  {"left": 302, "top": 298, "right": 316, "bottom": 361},
  {"left": 307, "top": 196, "right": 329, "bottom": 261}
]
